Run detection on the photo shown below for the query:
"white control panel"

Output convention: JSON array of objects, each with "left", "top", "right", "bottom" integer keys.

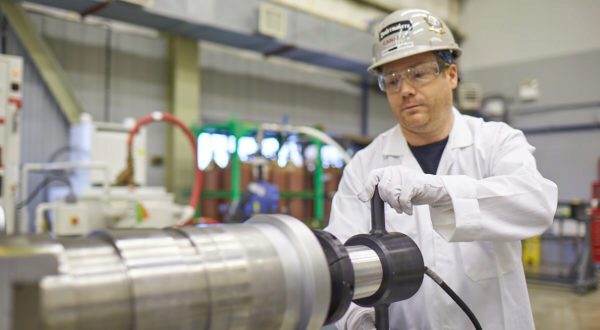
[{"left": 0, "top": 55, "right": 23, "bottom": 235}]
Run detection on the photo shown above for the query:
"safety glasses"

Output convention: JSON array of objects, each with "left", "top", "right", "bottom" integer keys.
[{"left": 377, "top": 60, "right": 448, "bottom": 93}]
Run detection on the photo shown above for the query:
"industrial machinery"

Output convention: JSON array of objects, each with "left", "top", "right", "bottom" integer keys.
[
  {"left": 0, "top": 189, "right": 481, "bottom": 330},
  {"left": 223, "top": 158, "right": 280, "bottom": 223},
  {"left": 69, "top": 114, "right": 148, "bottom": 188},
  {"left": 523, "top": 201, "right": 597, "bottom": 294},
  {"left": 0, "top": 54, "right": 23, "bottom": 235},
  {"left": 117, "top": 112, "right": 202, "bottom": 214},
  {"left": 197, "top": 119, "right": 351, "bottom": 227},
  {"left": 21, "top": 114, "right": 192, "bottom": 236}
]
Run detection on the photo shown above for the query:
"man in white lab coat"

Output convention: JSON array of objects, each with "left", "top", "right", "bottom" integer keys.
[{"left": 325, "top": 8, "right": 558, "bottom": 330}]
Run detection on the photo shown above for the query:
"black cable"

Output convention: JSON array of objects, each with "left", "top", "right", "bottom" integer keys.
[
  {"left": 424, "top": 266, "right": 482, "bottom": 330},
  {"left": 104, "top": 25, "right": 112, "bottom": 122},
  {"left": 47, "top": 145, "right": 86, "bottom": 163},
  {"left": 35, "top": 145, "right": 88, "bottom": 231},
  {"left": 43, "top": 145, "right": 87, "bottom": 203},
  {"left": 1, "top": 12, "right": 7, "bottom": 54},
  {"left": 17, "top": 175, "right": 73, "bottom": 210}
]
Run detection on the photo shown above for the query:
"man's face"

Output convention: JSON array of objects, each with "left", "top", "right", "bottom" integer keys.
[{"left": 381, "top": 52, "right": 458, "bottom": 137}]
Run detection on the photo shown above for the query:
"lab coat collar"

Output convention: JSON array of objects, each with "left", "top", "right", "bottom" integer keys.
[{"left": 382, "top": 107, "right": 473, "bottom": 157}]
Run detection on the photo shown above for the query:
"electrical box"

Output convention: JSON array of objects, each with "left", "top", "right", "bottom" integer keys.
[
  {"left": 70, "top": 117, "right": 147, "bottom": 189},
  {"left": 0, "top": 55, "right": 23, "bottom": 235},
  {"left": 518, "top": 79, "right": 540, "bottom": 102},
  {"left": 457, "top": 82, "right": 482, "bottom": 111},
  {"left": 51, "top": 203, "right": 89, "bottom": 236}
]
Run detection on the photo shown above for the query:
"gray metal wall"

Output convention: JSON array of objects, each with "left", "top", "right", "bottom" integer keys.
[
  {"left": 367, "top": 88, "right": 393, "bottom": 135},
  {"left": 459, "top": 0, "right": 600, "bottom": 72},
  {"left": 32, "top": 14, "right": 108, "bottom": 120},
  {"left": 20, "top": 13, "right": 168, "bottom": 186},
  {"left": 108, "top": 27, "right": 168, "bottom": 186},
  {"left": 458, "top": 0, "right": 600, "bottom": 201},
  {"left": 152, "top": 0, "right": 372, "bottom": 65},
  {"left": 462, "top": 49, "right": 600, "bottom": 200},
  {"left": 200, "top": 46, "right": 363, "bottom": 134}
]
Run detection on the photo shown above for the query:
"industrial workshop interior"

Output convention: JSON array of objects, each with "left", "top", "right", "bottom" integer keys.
[{"left": 0, "top": 0, "right": 599, "bottom": 329}]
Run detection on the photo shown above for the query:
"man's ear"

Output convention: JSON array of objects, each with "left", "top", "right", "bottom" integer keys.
[{"left": 446, "top": 64, "right": 458, "bottom": 89}]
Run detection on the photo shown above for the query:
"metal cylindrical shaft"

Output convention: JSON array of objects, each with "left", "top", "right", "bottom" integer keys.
[
  {"left": 346, "top": 245, "right": 383, "bottom": 299},
  {"left": 346, "top": 233, "right": 425, "bottom": 307},
  {"left": 0, "top": 215, "right": 331, "bottom": 330}
]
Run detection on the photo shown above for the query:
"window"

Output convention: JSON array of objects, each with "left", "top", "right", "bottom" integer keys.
[{"left": 197, "top": 133, "right": 282, "bottom": 169}]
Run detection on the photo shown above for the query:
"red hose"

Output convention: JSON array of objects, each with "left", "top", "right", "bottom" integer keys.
[{"left": 126, "top": 112, "right": 202, "bottom": 212}]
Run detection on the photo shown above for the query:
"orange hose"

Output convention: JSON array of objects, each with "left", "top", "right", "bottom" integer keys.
[{"left": 126, "top": 112, "right": 202, "bottom": 212}]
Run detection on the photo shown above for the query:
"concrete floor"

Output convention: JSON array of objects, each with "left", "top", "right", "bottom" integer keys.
[
  {"left": 322, "top": 280, "right": 600, "bottom": 330},
  {"left": 529, "top": 282, "right": 600, "bottom": 330},
  {"left": 322, "top": 282, "right": 600, "bottom": 330}
]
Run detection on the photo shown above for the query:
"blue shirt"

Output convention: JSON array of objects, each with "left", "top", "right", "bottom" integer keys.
[{"left": 408, "top": 137, "right": 449, "bottom": 175}]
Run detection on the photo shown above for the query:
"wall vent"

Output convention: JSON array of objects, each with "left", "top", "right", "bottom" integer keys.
[{"left": 259, "top": 3, "right": 288, "bottom": 39}]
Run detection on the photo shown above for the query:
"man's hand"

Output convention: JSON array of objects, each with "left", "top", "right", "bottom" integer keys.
[
  {"left": 345, "top": 307, "right": 375, "bottom": 330},
  {"left": 357, "top": 165, "right": 450, "bottom": 215}
]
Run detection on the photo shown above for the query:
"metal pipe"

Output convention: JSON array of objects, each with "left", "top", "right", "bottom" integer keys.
[
  {"left": 256, "top": 123, "right": 352, "bottom": 164},
  {"left": 297, "top": 126, "right": 352, "bottom": 164},
  {"left": 0, "top": 214, "right": 331, "bottom": 330},
  {"left": 346, "top": 245, "right": 383, "bottom": 299},
  {"left": 313, "top": 141, "right": 324, "bottom": 224},
  {"left": 19, "top": 161, "right": 111, "bottom": 233},
  {"left": 21, "top": 161, "right": 111, "bottom": 199},
  {"left": 0, "top": 212, "right": 428, "bottom": 329}
]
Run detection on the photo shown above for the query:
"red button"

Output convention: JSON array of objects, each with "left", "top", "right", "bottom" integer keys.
[{"left": 8, "top": 97, "right": 21, "bottom": 109}]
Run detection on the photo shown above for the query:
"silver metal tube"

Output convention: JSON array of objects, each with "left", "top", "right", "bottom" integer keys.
[
  {"left": 41, "top": 236, "right": 132, "bottom": 330},
  {"left": 346, "top": 245, "right": 383, "bottom": 299},
  {"left": 0, "top": 215, "right": 331, "bottom": 330}
]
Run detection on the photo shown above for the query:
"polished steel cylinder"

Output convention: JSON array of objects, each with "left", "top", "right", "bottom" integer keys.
[
  {"left": 0, "top": 214, "right": 330, "bottom": 330},
  {"left": 346, "top": 245, "right": 383, "bottom": 299}
]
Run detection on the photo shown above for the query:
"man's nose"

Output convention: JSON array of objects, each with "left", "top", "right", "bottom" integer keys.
[{"left": 399, "top": 80, "right": 416, "bottom": 98}]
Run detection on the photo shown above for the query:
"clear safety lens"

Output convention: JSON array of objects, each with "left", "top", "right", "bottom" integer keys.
[{"left": 377, "top": 61, "right": 444, "bottom": 93}]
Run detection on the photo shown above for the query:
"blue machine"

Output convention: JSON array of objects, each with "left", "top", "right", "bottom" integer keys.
[
  {"left": 225, "top": 180, "right": 280, "bottom": 223},
  {"left": 242, "top": 181, "right": 280, "bottom": 217}
]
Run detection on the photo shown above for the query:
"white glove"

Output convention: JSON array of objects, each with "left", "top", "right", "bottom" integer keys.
[
  {"left": 344, "top": 307, "right": 375, "bottom": 330},
  {"left": 357, "top": 165, "right": 451, "bottom": 215}
]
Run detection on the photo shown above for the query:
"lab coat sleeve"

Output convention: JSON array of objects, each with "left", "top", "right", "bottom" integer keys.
[
  {"left": 430, "top": 127, "right": 558, "bottom": 242},
  {"left": 324, "top": 159, "right": 371, "bottom": 243}
]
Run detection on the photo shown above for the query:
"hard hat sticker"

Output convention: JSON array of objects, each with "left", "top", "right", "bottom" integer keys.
[
  {"left": 381, "top": 41, "right": 414, "bottom": 57},
  {"left": 382, "top": 35, "right": 399, "bottom": 47},
  {"left": 425, "top": 15, "right": 445, "bottom": 34},
  {"left": 379, "top": 20, "right": 413, "bottom": 41}
]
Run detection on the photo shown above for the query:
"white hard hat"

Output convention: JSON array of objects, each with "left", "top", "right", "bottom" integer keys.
[{"left": 368, "top": 8, "right": 461, "bottom": 74}]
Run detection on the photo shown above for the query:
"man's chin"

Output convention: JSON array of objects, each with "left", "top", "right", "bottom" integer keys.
[{"left": 401, "top": 114, "right": 428, "bottom": 128}]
